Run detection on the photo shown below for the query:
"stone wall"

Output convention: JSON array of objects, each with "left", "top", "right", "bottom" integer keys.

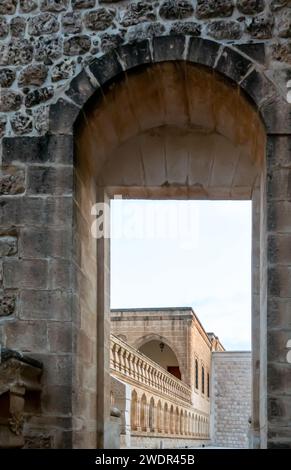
[
  {"left": 211, "top": 352, "right": 252, "bottom": 448},
  {"left": 0, "top": 0, "right": 290, "bottom": 140}
]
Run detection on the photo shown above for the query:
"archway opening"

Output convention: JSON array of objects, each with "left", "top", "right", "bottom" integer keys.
[
  {"left": 139, "top": 340, "right": 181, "bottom": 380},
  {"left": 74, "top": 58, "right": 266, "bottom": 448}
]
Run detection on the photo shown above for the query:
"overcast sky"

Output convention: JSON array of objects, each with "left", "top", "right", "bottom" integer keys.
[{"left": 110, "top": 199, "right": 252, "bottom": 351}]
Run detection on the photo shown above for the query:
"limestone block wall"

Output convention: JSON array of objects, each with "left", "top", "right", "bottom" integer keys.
[{"left": 211, "top": 352, "right": 252, "bottom": 448}]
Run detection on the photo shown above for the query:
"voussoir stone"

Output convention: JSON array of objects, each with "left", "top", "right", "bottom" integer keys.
[
  {"left": 28, "top": 13, "right": 59, "bottom": 36},
  {"left": 207, "top": 20, "right": 242, "bottom": 40},
  {"left": 196, "top": 0, "right": 234, "bottom": 19},
  {"left": 0, "top": 69, "right": 16, "bottom": 87},
  {"left": 237, "top": 0, "right": 265, "bottom": 15},
  {"left": 19, "top": 64, "right": 48, "bottom": 87},
  {"left": 84, "top": 8, "right": 116, "bottom": 31},
  {"left": 159, "top": 0, "right": 194, "bottom": 20},
  {"left": 120, "top": 1, "right": 156, "bottom": 27},
  {"left": 100, "top": 32, "right": 125, "bottom": 53}
]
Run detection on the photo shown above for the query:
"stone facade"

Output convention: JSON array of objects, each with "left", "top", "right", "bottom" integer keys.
[
  {"left": 211, "top": 352, "right": 252, "bottom": 448},
  {"left": 0, "top": 0, "right": 290, "bottom": 450}
]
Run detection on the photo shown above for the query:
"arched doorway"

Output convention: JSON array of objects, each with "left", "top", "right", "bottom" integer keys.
[
  {"left": 139, "top": 340, "right": 181, "bottom": 380},
  {"left": 59, "top": 35, "right": 286, "bottom": 448}
]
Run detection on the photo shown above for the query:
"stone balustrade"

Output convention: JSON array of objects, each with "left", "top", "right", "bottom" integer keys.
[
  {"left": 110, "top": 334, "right": 191, "bottom": 405},
  {"left": 110, "top": 335, "right": 210, "bottom": 442}
]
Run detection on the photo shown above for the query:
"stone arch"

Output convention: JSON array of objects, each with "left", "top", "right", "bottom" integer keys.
[
  {"left": 134, "top": 334, "right": 186, "bottom": 381},
  {"left": 50, "top": 36, "right": 285, "bottom": 136},
  {"left": 54, "top": 34, "right": 290, "bottom": 449}
]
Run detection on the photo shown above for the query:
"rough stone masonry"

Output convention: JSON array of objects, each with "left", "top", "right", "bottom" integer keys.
[{"left": 0, "top": 0, "right": 290, "bottom": 140}]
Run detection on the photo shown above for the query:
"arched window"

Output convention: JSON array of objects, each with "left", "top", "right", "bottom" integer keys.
[
  {"left": 207, "top": 372, "right": 210, "bottom": 398},
  {"left": 202, "top": 366, "right": 205, "bottom": 394},
  {"left": 195, "top": 359, "right": 199, "bottom": 389}
]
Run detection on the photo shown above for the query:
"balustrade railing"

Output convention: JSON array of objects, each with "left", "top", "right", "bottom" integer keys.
[{"left": 110, "top": 334, "right": 192, "bottom": 405}]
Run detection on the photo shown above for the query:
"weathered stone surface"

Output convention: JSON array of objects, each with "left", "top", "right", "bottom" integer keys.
[
  {"left": 0, "top": 166, "right": 25, "bottom": 195},
  {"left": 35, "top": 36, "right": 62, "bottom": 62},
  {"left": 0, "top": 236, "right": 18, "bottom": 257},
  {"left": 41, "top": 0, "right": 68, "bottom": 12},
  {"left": 237, "top": 0, "right": 265, "bottom": 15},
  {"left": 0, "top": 293, "right": 16, "bottom": 317},
  {"left": 72, "top": 0, "right": 95, "bottom": 8},
  {"left": 5, "top": 320, "right": 48, "bottom": 351},
  {"left": 117, "top": 40, "right": 152, "bottom": 70},
  {"left": 0, "top": 91, "right": 22, "bottom": 112},
  {"left": 65, "top": 69, "right": 95, "bottom": 106},
  {"left": 216, "top": 46, "right": 252, "bottom": 82},
  {"left": 20, "top": 227, "right": 71, "bottom": 259},
  {"left": 272, "top": 42, "right": 291, "bottom": 64},
  {"left": 25, "top": 87, "right": 54, "bottom": 108},
  {"left": 207, "top": 20, "right": 242, "bottom": 40},
  {"left": 0, "top": 17, "right": 8, "bottom": 38},
  {"left": 0, "top": 40, "right": 33, "bottom": 65},
  {"left": 170, "top": 21, "right": 201, "bottom": 36},
  {"left": 121, "top": 2, "right": 156, "bottom": 26},
  {"left": 84, "top": 8, "right": 115, "bottom": 31},
  {"left": 49, "top": 98, "right": 79, "bottom": 134},
  {"left": 10, "top": 17, "right": 26, "bottom": 37},
  {"left": 20, "top": 0, "right": 38, "bottom": 12},
  {"left": 27, "top": 166, "right": 73, "bottom": 195},
  {"left": 100, "top": 32, "right": 124, "bottom": 53},
  {"left": 33, "top": 106, "right": 49, "bottom": 135},
  {"left": 127, "top": 22, "right": 165, "bottom": 42},
  {"left": 0, "top": 69, "right": 16, "bottom": 87},
  {"left": 270, "top": 0, "right": 289, "bottom": 11},
  {"left": 0, "top": 117, "right": 7, "bottom": 137},
  {"left": 20, "top": 289, "right": 72, "bottom": 321},
  {"left": 89, "top": 50, "right": 123, "bottom": 85},
  {"left": 236, "top": 42, "right": 265, "bottom": 64},
  {"left": 62, "top": 12, "right": 82, "bottom": 34},
  {"left": 153, "top": 35, "right": 186, "bottom": 62},
  {"left": 196, "top": 0, "right": 234, "bottom": 19},
  {"left": 10, "top": 113, "right": 33, "bottom": 135},
  {"left": 159, "top": 0, "right": 194, "bottom": 20},
  {"left": 28, "top": 13, "right": 59, "bottom": 36},
  {"left": 51, "top": 59, "right": 76, "bottom": 81},
  {"left": 0, "top": 0, "right": 17, "bottom": 15},
  {"left": 64, "top": 35, "right": 91, "bottom": 55},
  {"left": 277, "top": 10, "right": 291, "bottom": 38},
  {"left": 247, "top": 12, "right": 274, "bottom": 39},
  {"left": 3, "top": 260, "right": 48, "bottom": 290},
  {"left": 188, "top": 37, "right": 220, "bottom": 67},
  {"left": 19, "top": 64, "right": 48, "bottom": 87}
]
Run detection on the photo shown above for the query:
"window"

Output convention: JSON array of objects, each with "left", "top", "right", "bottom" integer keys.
[
  {"left": 195, "top": 359, "right": 199, "bottom": 389},
  {"left": 202, "top": 366, "right": 205, "bottom": 394},
  {"left": 207, "top": 373, "right": 210, "bottom": 398}
]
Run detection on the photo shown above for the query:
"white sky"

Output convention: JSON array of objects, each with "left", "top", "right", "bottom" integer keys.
[{"left": 110, "top": 200, "right": 252, "bottom": 351}]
